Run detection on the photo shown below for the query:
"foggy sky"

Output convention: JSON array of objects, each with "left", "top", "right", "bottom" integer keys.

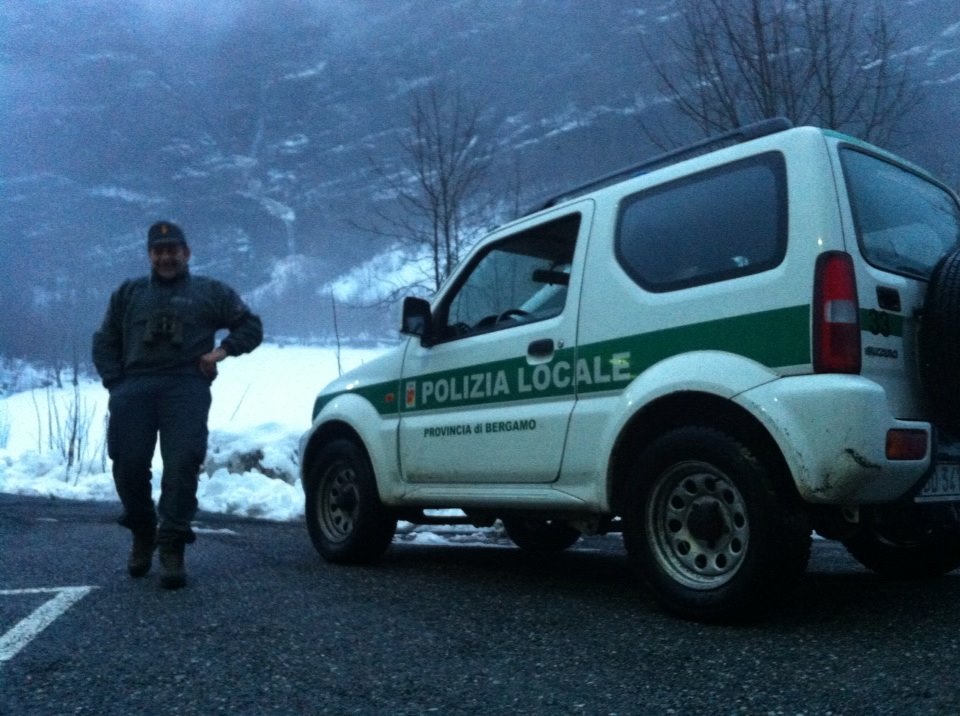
[{"left": 1, "top": 0, "right": 958, "bottom": 365}]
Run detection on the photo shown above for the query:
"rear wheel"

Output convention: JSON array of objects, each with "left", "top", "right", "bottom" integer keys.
[
  {"left": 502, "top": 517, "right": 581, "bottom": 551},
  {"left": 842, "top": 511, "right": 960, "bottom": 578},
  {"left": 304, "top": 439, "right": 396, "bottom": 564},
  {"left": 623, "top": 426, "right": 810, "bottom": 622}
]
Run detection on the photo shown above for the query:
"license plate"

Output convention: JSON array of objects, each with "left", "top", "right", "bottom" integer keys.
[{"left": 916, "top": 463, "right": 960, "bottom": 502}]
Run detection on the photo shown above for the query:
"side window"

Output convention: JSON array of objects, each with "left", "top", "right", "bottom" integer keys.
[
  {"left": 616, "top": 152, "right": 787, "bottom": 292},
  {"left": 438, "top": 214, "right": 580, "bottom": 340}
]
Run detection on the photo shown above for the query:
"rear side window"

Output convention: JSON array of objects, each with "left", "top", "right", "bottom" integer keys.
[
  {"left": 841, "top": 148, "right": 960, "bottom": 279},
  {"left": 616, "top": 152, "right": 787, "bottom": 292}
]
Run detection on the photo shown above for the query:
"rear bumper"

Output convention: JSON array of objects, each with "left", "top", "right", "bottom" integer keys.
[{"left": 736, "top": 375, "right": 930, "bottom": 504}]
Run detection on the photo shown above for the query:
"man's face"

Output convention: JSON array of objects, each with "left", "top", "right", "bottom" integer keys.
[{"left": 149, "top": 242, "right": 190, "bottom": 280}]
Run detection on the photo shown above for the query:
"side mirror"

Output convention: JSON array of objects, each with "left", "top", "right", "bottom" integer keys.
[{"left": 400, "top": 296, "right": 433, "bottom": 340}]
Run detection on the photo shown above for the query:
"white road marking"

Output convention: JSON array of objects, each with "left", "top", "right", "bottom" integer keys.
[{"left": 0, "top": 587, "right": 98, "bottom": 664}]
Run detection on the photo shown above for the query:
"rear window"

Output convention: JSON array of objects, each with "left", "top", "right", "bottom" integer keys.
[
  {"left": 841, "top": 148, "right": 960, "bottom": 278},
  {"left": 616, "top": 152, "right": 787, "bottom": 292}
]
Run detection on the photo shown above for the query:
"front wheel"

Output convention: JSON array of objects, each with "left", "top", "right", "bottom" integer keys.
[
  {"left": 623, "top": 427, "right": 810, "bottom": 622},
  {"left": 304, "top": 439, "right": 396, "bottom": 564}
]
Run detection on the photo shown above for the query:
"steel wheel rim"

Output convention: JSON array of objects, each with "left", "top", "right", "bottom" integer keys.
[
  {"left": 317, "top": 461, "right": 359, "bottom": 543},
  {"left": 646, "top": 460, "right": 749, "bottom": 590}
]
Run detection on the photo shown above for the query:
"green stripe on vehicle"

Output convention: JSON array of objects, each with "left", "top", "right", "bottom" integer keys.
[
  {"left": 312, "top": 305, "right": 814, "bottom": 420},
  {"left": 861, "top": 308, "right": 904, "bottom": 338},
  {"left": 577, "top": 305, "right": 811, "bottom": 395}
]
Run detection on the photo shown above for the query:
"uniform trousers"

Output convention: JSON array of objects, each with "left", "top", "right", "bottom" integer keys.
[{"left": 107, "top": 374, "right": 212, "bottom": 546}]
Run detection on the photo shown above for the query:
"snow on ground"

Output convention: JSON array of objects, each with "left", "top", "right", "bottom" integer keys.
[{"left": 0, "top": 343, "right": 384, "bottom": 522}]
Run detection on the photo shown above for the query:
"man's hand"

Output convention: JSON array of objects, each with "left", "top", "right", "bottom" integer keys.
[{"left": 198, "top": 346, "right": 227, "bottom": 378}]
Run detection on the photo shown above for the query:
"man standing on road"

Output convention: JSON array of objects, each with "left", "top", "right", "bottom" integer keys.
[{"left": 92, "top": 220, "right": 263, "bottom": 589}]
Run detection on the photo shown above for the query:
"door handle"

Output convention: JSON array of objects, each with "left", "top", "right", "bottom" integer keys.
[{"left": 527, "top": 338, "right": 555, "bottom": 359}]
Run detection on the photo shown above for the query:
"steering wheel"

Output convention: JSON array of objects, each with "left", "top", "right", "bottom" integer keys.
[{"left": 497, "top": 308, "right": 530, "bottom": 323}]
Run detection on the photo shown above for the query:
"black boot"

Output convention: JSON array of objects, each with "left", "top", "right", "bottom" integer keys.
[
  {"left": 158, "top": 542, "right": 187, "bottom": 590},
  {"left": 127, "top": 526, "right": 156, "bottom": 578}
]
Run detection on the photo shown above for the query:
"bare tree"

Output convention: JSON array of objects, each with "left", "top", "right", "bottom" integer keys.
[
  {"left": 364, "top": 84, "right": 494, "bottom": 295},
  {"left": 640, "top": 0, "right": 921, "bottom": 146}
]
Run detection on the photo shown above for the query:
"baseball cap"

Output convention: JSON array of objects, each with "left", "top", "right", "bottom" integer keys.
[{"left": 147, "top": 221, "right": 186, "bottom": 248}]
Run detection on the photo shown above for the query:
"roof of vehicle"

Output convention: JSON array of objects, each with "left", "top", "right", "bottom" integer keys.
[
  {"left": 525, "top": 117, "right": 795, "bottom": 216},
  {"left": 822, "top": 128, "right": 950, "bottom": 188}
]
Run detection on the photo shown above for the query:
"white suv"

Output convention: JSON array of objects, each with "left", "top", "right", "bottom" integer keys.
[{"left": 299, "top": 119, "right": 960, "bottom": 621}]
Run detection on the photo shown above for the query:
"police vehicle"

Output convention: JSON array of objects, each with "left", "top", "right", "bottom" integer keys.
[{"left": 299, "top": 119, "right": 960, "bottom": 621}]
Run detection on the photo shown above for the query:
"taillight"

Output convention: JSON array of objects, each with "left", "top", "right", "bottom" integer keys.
[
  {"left": 813, "top": 251, "right": 861, "bottom": 374},
  {"left": 886, "top": 429, "right": 928, "bottom": 460}
]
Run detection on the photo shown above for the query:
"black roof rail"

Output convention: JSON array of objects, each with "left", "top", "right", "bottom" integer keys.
[{"left": 528, "top": 116, "right": 794, "bottom": 214}]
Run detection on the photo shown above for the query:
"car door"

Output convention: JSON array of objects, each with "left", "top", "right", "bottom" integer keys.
[{"left": 397, "top": 208, "right": 590, "bottom": 484}]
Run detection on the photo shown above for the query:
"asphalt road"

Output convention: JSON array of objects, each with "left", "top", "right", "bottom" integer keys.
[{"left": 2, "top": 493, "right": 959, "bottom": 716}]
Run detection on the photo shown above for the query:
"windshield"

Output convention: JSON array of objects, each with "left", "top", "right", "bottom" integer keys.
[{"left": 841, "top": 148, "right": 960, "bottom": 279}]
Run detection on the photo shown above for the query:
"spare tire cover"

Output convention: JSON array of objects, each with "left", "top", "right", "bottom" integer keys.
[{"left": 920, "top": 248, "right": 960, "bottom": 429}]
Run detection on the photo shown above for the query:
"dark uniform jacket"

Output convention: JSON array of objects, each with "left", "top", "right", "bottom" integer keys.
[{"left": 92, "top": 271, "right": 263, "bottom": 389}]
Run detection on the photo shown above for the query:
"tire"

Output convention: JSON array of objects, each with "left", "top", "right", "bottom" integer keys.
[
  {"left": 920, "top": 248, "right": 960, "bottom": 429},
  {"left": 502, "top": 517, "right": 581, "bottom": 551},
  {"left": 842, "top": 523, "right": 960, "bottom": 579},
  {"left": 304, "top": 439, "right": 396, "bottom": 564},
  {"left": 623, "top": 426, "right": 811, "bottom": 622}
]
